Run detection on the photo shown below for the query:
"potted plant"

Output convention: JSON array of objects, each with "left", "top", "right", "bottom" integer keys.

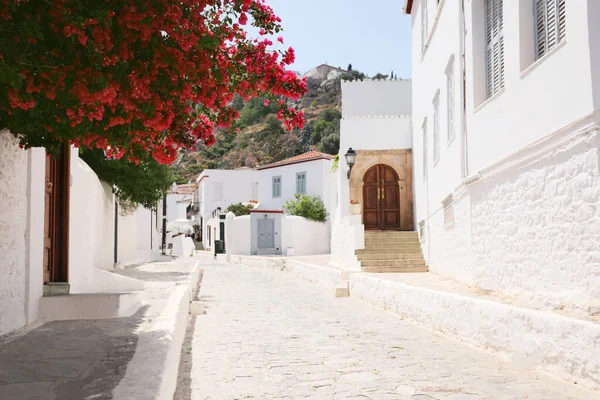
[{"left": 349, "top": 200, "right": 361, "bottom": 215}]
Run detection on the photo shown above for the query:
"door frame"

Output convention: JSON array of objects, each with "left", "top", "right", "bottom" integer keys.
[{"left": 43, "top": 143, "right": 71, "bottom": 284}]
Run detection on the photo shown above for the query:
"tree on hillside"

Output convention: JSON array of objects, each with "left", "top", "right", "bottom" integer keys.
[
  {"left": 372, "top": 73, "right": 390, "bottom": 80},
  {"left": 347, "top": 64, "right": 353, "bottom": 71},
  {"left": 0, "top": 0, "right": 306, "bottom": 165}
]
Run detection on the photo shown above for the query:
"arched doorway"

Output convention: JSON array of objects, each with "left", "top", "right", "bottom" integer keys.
[{"left": 363, "top": 164, "right": 400, "bottom": 230}]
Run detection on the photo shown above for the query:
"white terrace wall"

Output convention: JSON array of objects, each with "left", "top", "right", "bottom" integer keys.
[
  {"left": 225, "top": 214, "right": 252, "bottom": 255},
  {"left": 281, "top": 216, "right": 330, "bottom": 256},
  {"left": 0, "top": 130, "right": 28, "bottom": 335},
  {"left": 117, "top": 206, "right": 161, "bottom": 266}
]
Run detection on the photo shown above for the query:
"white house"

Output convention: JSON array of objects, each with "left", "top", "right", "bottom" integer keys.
[
  {"left": 195, "top": 151, "right": 334, "bottom": 255},
  {"left": 330, "top": 79, "right": 417, "bottom": 272},
  {"left": 405, "top": 0, "right": 600, "bottom": 315},
  {"left": 0, "top": 129, "right": 167, "bottom": 336}
]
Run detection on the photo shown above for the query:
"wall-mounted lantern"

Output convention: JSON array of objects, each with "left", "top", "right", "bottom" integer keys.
[{"left": 345, "top": 148, "right": 356, "bottom": 179}]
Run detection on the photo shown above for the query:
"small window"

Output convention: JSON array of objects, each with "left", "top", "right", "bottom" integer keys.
[
  {"left": 422, "top": 118, "right": 428, "bottom": 181},
  {"left": 535, "top": 0, "right": 566, "bottom": 59},
  {"left": 446, "top": 57, "right": 455, "bottom": 143},
  {"left": 213, "top": 182, "right": 224, "bottom": 201},
  {"left": 296, "top": 172, "right": 306, "bottom": 194},
  {"left": 442, "top": 194, "right": 455, "bottom": 229},
  {"left": 433, "top": 93, "right": 440, "bottom": 164},
  {"left": 418, "top": 220, "right": 426, "bottom": 243},
  {"left": 250, "top": 182, "right": 258, "bottom": 201},
  {"left": 272, "top": 176, "right": 281, "bottom": 198},
  {"left": 421, "top": 0, "right": 428, "bottom": 54},
  {"left": 485, "top": 0, "right": 505, "bottom": 98}
]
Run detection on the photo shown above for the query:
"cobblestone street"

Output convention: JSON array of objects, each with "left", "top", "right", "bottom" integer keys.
[{"left": 176, "top": 262, "right": 599, "bottom": 400}]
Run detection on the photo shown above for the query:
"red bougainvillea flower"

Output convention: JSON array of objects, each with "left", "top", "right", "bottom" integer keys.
[{"left": 0, "top": 0, "right": 307, "bottom": 164}]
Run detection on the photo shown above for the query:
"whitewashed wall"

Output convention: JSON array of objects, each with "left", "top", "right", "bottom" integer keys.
[
  {"left": 0, "top": 130, "right": 28, "bottom": 335},
  {"left": 225, "top": 213, "right": 252, "bottom": 255},
  {"left": 281, "top": 216, "right": 330, "bottom": 256},
  {"left": 258, "top": 159, "right": 333, "bottom": 212},
  {"left": 167, "top": 193, "right": 190, "bottom": 222},
  {"left": 117, "top": 206, "right": 160, "bottom": 267},
  {"left": 411, "top": 0, "right": 600, "bottom": 314},
  {"left": 69, "top": 149, "right": 116, "bottom": 292},
  {"left": 341, "top": 79, "right": 411, "bottom": 118}
]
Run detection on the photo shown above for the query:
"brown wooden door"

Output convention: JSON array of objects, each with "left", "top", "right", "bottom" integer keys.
[
  {"left": 362, "top": 164, "right": 400, "bottom": 230},
  {"left": 43, "top": 144, "right": 71, "bottom": 284}
]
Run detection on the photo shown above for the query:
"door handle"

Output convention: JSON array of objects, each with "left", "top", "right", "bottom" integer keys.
[
  {"left": 382, "top": 187, "right": 385, "bottom": 199},
  {"left": 377, "top": 188, "right": 380, "bottom": 200}
]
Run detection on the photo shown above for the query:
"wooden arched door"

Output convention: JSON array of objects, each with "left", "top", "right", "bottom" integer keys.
[{"left": 363, "top": 164, "right": 400, "bottom": 230}]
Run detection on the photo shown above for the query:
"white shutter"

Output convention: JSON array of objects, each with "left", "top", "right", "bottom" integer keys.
[
  {"left": 446, "top": 60, "right": 455, "bottom": 142},
  {"left": 485, "top": 0, "right": 504, "bottom": 99},
  {"left": 535, "top": 0, "right": 566, "bottom": 59}
]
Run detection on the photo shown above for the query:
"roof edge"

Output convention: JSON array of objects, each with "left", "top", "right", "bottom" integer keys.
[{"left": 257, "top": 155, "right": 334, "bottom": 171}]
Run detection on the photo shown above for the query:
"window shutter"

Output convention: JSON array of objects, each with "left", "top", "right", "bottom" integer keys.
[
  {"left": 485, "top": 0, "right": 504, "bottom": 99},
  {"left": 536, "top": 0, "right": 566, "bottom": 59},
  {"left": 433, "top": 95, "right": 440, "bottom": 163},
  {"left": 422, "top": 119, "right": 428, "bottom": 180}
]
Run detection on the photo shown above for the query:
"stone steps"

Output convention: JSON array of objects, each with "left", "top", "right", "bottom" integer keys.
[
  {"left": 362, "top": 265, "right": 429, "bottom": 273},
  {"left": 357, "top": 253, "right": 425, "bottom": 261},
  {"left": 361, "top": 259, "right": 426, "bottom": 267},
  {"left": 357, "top": 246, "right": 424, "bottom": 253}
]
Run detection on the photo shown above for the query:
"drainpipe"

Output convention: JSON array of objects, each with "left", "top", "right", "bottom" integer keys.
[
  {"left": 459, "top": 0, "right": 469, "bottom": 178},
  {"left": 114, "top": 199, "right": 118, "bottom": 265},
  {"left": 162, "top": 195, "right": 167, "bottom": 255}
]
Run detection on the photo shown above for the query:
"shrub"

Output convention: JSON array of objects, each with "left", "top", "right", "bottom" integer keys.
[
  {"left": 284, "top": 194, "right": 328, "bottom": 223},
  {"left": 225, "top": 203, "right": 254, "bottom": 216}
]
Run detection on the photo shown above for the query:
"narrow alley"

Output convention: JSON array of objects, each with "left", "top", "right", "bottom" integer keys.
[{"left": 175, "top": 262, "right": 598, "bottom": 400}]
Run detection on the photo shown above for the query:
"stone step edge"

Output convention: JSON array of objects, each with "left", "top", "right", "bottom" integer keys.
[{"left": 349, "top": 273, "right": 600, "bottom": 392}]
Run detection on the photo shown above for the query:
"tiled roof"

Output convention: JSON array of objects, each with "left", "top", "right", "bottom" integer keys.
[
  {"left": 257, "top": 151, "right": 335, "bottom": 170},
  {"left": 404, "top": 0, "right": 413, "bottom": 14},
  {"left": 170, "top": 184, "right": 195, "bottom": 194},
  {"left": 249, "top": 209, "right": 284, "bottom": 214}
]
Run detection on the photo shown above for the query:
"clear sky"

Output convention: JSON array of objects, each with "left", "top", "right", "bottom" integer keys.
[{"left": 262, "top": 0, "right": 413, "bottom": 78}]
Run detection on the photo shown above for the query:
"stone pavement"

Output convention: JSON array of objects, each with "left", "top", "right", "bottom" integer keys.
[
  {"left": 0, "top": 258, "right": 199, "bottom": 400},
  {"left": 176, "top": 262, "right": 600, "bottom": 400}
]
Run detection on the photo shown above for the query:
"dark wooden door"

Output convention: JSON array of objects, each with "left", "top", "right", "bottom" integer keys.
[
  {"left": 362, "top": 164, "right": 400, "bottom": 230},
  {"left": 43, "top": 144, "right": 70, "bottom": 284}
]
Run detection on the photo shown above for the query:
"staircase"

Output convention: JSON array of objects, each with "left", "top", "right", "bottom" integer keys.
[{"left": 356, "top": 231, "right": 428, "bottom": 273}]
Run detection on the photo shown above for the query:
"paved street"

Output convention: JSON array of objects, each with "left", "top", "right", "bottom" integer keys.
[{"left": 176, "top": 262, "right": 599, "bottom": 400}]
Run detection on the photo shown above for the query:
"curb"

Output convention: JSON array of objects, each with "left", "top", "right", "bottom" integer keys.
[{"left": 112, "top": 260, "right": 202, "bottom": 400}]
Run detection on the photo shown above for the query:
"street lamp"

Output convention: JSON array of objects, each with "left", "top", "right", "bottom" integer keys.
[{"left": 344, "top": 148, "right": 356, "bottom": 179}]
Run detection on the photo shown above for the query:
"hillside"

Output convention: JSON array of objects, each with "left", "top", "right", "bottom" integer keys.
[{"left": 171, "top": 68, "right": 367, "bottom": 183}]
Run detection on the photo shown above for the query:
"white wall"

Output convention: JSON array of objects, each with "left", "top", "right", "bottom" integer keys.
[
  {"left": 0, "top": 130, "right": 28, "bottom": 335},
  {"left": 225, "top": 213, "right": 252, "bottom": 255},
  {"left": 411, "top": 0, "right": 600, "bottom": 314},
  {"left": 258, "top": 159, "right": 333, "bottom": 211},
  {"left": 341, "top": 79, "right": 412, "bottom": 118},
  {"left": 69, "top": 149, "right": 116, "bottom": 293},
  {"left": 167, "top": 193, "right": 190, "bottom": 222},
  {"left": 117, "top": 205, "right": 160, "bottom": 267},
  {"left": 281, "top": 216, "right": 330, "bottom": 256}
]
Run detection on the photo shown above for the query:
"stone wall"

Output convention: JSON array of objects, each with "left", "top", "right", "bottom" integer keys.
[
  {"left": 424, "top": 127, "right": 600, "bottom": 315},
  {"left": 0, "top": 130, "right": 28, "bottom": 335}
]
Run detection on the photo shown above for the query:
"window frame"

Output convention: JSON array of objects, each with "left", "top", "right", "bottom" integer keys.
[
  {"left": 446, "top": 57, "right": 455, "bottom": 144},
  {"left": 272, "top": 176, "right": 281, "bottom": 198},
  {"left": 433, "top": 92, "right": 440, "bottom": 165},
  {"left": 295, "top": 172, "right": 307, "bottom": 194},
  {"left": 421, "top": 0, "right": 428, "bottom": 54},
  {"left": 422, "top": 118, "right": 428, "bottom": 181}
]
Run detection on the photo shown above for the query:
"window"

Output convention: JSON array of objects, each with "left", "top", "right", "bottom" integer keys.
[
  {"left": 421, "top": 0, "right": 428, "bottom": 54},
  {"left": 250, "top": 182, "right": 258, "bottom": 201},
  {"left": 418, "top": 220, "right": 426, "bottom": 243},
  {"left": 296, "top": 172, "right": 306, "bottom": 194},
  {"left": 442, "top": 195, "right": 454, "bottom": 229},
  {"left": 446, "top": 58, "right": 455, "bottom": 143},
  {"left": 433, "top": 93, "right": 440, "bottom": 164},
  {"left": 272, "top": 176, "right": 281, "bottom": 198},
  {"left": 485, "top": 0, "right": 504, "bottom": 98},
  {"left": 213, "top": 182, "right": 224, "bottom": 201},
  {"left": 535, "top": 0, "right": 566, "bottom": 59},
  {"left": 422, "top": 118, "right": 428, "bottom": 180}
]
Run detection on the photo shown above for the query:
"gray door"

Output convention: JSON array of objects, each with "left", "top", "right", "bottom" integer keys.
[{"left": 257, "top": 219, "right": 275, "bottom": 249}]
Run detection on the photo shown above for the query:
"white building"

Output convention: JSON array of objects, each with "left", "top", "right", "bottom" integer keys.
[
  {"left": 406, "top": 0, "right": 600, "bottom": 315},
  {"left": 195, "top": 151, "right": 334, "bottom": 255},
  {"left": 330, "top": 79, "right": 415, "bottom": 271},
  {"left": 0, "top": 130, "right": 167, "bottom": 336}
]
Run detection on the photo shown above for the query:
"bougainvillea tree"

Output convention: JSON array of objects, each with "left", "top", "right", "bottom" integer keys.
[{"left": 0, "top": 0, "right": 306, "bottom": 164}]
